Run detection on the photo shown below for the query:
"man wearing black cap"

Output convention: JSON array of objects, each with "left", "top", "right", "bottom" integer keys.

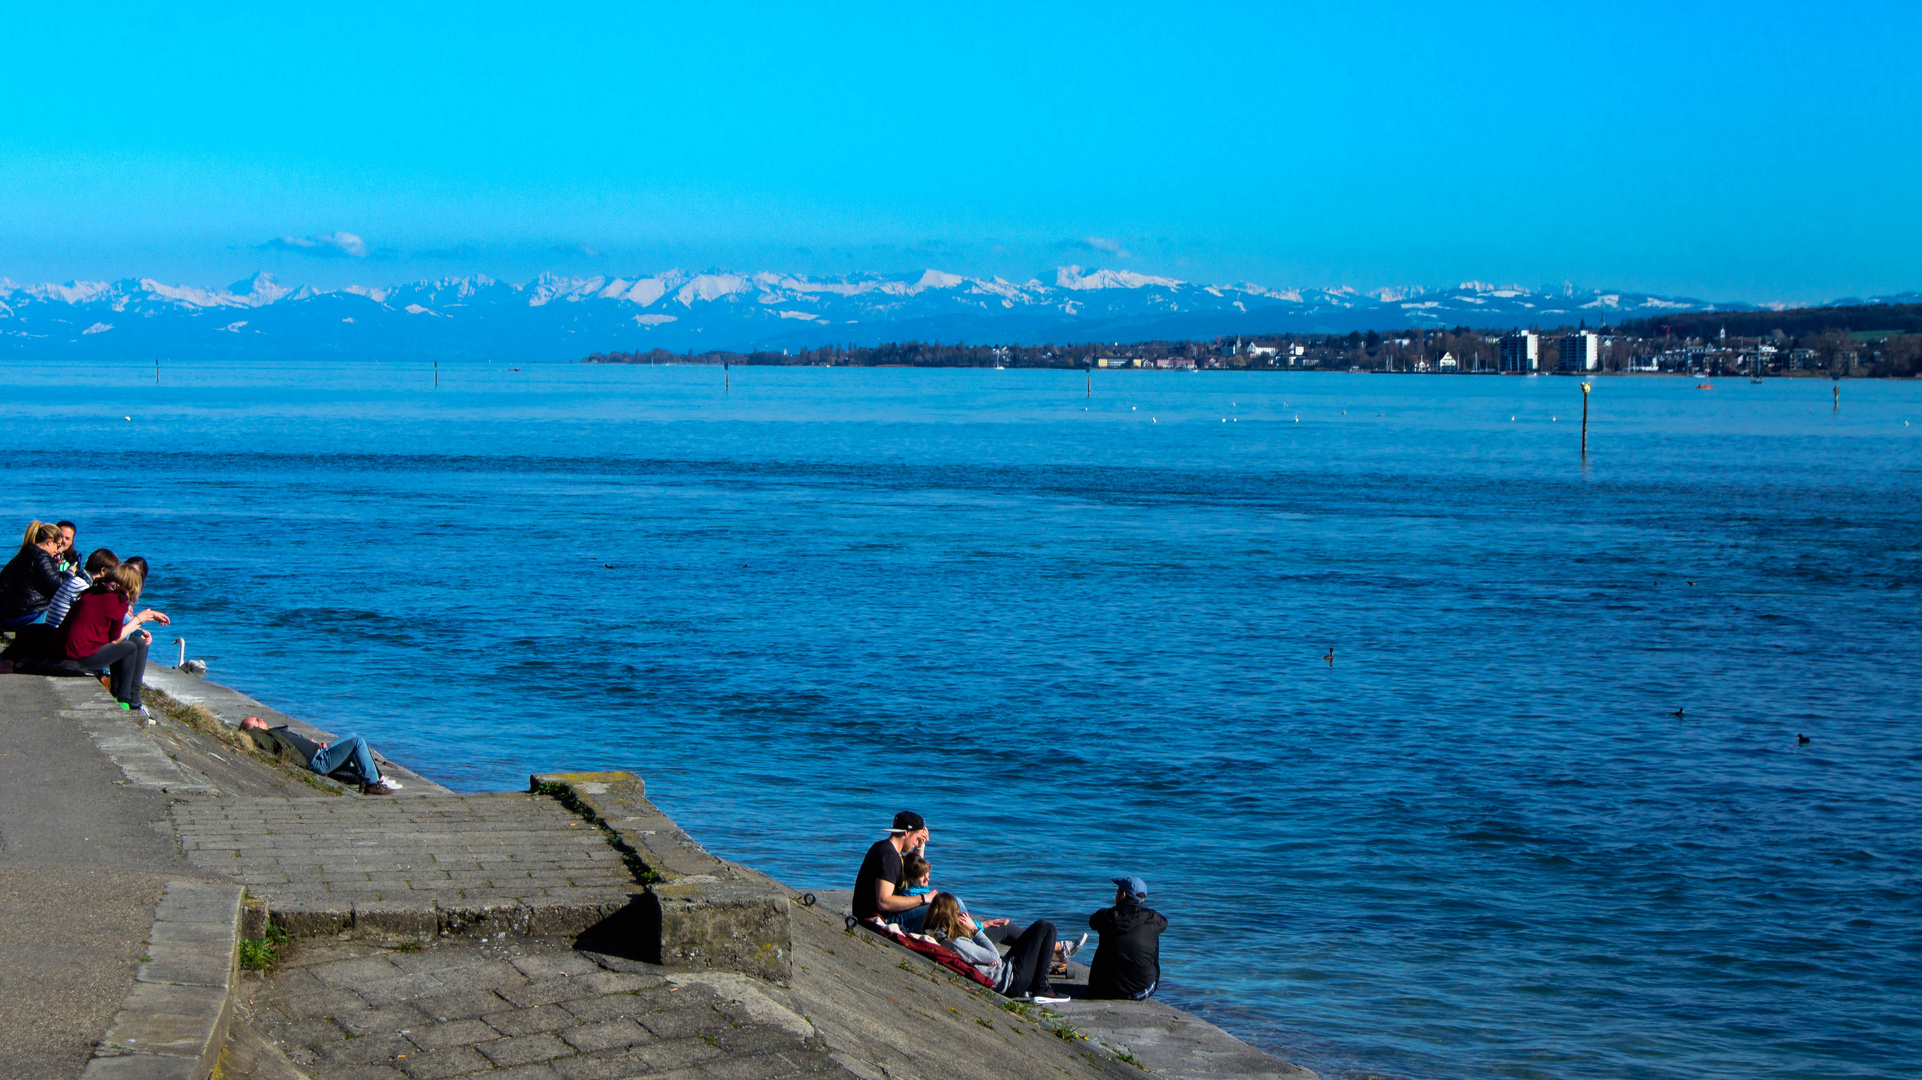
[
  {"left": 853, "top": 810, "right": 938, "bottom": 933},
  {"left": 1086, "top": 875, "right": 1167, "bottom": 1000}
]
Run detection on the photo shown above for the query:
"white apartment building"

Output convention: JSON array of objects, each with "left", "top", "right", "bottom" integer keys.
[
  {"left": 1558, "top": 331, "right": 1601, "bottom": 372},
  {"left": 1500, "top": 331, "right": 1539, "bottom": 372}
]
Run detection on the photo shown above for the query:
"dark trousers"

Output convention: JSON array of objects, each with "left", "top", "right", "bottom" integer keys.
[
  {"left": 982, "top": 921, "right": 1027, "bottom": 947},
  {"left": 76, "top": 638, "right": 148, "bottom": 706},
  {"left": 1001, "top": 920, "right": 1057, "bottom": 998}
]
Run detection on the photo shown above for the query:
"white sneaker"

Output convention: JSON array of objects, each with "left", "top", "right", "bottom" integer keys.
[
  {"left": 1059, "top": 933, "right": 1087, "bottom": 962},
  {"left": 369, "top": 777, "right": 403, "bottom": 793},
  {"left": 1032, "top": 993, "right": 1070, "bottom": 1005}
]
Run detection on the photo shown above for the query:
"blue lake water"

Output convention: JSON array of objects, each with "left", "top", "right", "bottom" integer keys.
[{"left": 4, "top": 361, "right": 1919, "bottom": 1080}]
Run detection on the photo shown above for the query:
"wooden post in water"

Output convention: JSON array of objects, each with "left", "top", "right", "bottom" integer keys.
[
  {"left": 155, "top": 358, "right": 159, "bottom": 383},
  {"left": 725, "top": 359, "right": 730, "bottom": 394},
  {"left": 433, "top": 359, "right": 438, "bottom": 388},
  {"left": 1580, "top": 381, "right": 1592, "bottom": 457},
  {"left": 1833, "top": 385, "right": 1839, "bottom": 411},
  {"left": 1086, "top": 367, "right": 1091, "bottom": 398}
]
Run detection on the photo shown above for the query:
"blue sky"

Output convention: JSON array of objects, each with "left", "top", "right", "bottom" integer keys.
[{"left": 2, "top": 2, "right": 1918, "bottom": 301}]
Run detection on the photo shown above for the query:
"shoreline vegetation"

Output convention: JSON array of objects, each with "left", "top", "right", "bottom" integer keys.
[{"left": 584, "top": 301, "right": 1922, "bottom": 378}]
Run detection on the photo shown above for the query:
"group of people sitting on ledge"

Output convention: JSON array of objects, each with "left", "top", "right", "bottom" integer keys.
[
  {"left": 854, "top": 811, "right": 1168, "bottom": 1005},
  {"left": 0, "top": 519, "right": 167, "bottom": 716},
  {"left": 1, "top": 518, "right": 404, "bottom": 795}
]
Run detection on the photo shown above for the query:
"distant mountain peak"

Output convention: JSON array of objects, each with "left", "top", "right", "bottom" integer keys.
[{"left": 1056, "top": 265, "right": 1184, "bottom": 291}]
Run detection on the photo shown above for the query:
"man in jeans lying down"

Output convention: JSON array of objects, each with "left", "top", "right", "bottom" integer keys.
[{"left": 241, "top": 715, "right": 404, "bottom": 794}]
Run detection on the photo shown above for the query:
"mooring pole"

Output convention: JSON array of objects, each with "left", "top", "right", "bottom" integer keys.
[
  {"left": 725, "top": 359, "right": 730, "bottom": 394},
  {"left": 1580, "top": 381, "right": 1592, "bottom": 457},
  {"left": 1086, "top": 367, "right": 1091, "bottom": 398},
  {"left": 434, "top": 359, "right": 438, "bottom": 388}
]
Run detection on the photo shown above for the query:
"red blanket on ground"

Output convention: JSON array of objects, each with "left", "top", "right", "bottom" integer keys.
[{"left": 854, "top": 916, "right": 996, "bottom": 990}]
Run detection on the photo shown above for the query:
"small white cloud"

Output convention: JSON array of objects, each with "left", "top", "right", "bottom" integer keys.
[
  {"left": 82, "top": 321, "right": 113, "bottom": 334},
  {"left": 1061, "top": 236, "right": 1134, "bottom": 258},
  {"left": 262, "top": 231, "right": 369, "bottom": 258}
]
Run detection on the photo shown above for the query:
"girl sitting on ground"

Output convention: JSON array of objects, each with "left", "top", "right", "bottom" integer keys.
[
  {"left": 903, "top": 856, "right": 1086, "bottom": 962},
  {"left": 922, "top": 893, "right": 1070, "bottom": 1003},
  {"left": 62, "top": 563, "right": 169, "bottom": 716}
]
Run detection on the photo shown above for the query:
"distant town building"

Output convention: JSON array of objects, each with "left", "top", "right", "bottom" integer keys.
[
  {"left": 1790, "top": 348, "right": 1818, "bottom": 370},
  {"left": 1558, "top": 331, "right": 1600, "bottom": 372},
  {"left": 1247, "top": 343, "right": 1279, "bottom": 358},
  {"left": 1499, "top": 331, "right": 1539, "bottom": 372},
  {"left": 1438, "top": 351, "right": 1458, "bottom": 371}
]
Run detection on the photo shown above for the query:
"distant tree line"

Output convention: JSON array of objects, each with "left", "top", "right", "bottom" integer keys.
[
  {"left": 584, "top": 314, "right": 1922, "bottom": 378},
  {"left": 1617, "top": 303, "right": 1922, "bottom": 340}
]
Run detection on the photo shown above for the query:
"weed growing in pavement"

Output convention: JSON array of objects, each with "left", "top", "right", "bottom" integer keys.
[{"left": 239, "top": 923, "right": 292, "bottom": 973}]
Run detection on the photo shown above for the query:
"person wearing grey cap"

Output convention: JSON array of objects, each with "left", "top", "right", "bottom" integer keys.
[{"left": 1086, "top": 875, "right": 1167, "bottom": 1000}]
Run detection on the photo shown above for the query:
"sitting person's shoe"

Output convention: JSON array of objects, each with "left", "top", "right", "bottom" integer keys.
[
  {"left": 1031, "top": 990, "right": 1071, "bottom": 1004},
  {"left": 1059, "top": 933, "right": 1087, "bottom": 962},
  {"left": 365, "top": 776, "right": 403, "bottom": 794}
]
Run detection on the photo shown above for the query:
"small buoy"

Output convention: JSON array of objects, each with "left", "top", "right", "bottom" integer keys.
[
  {"left": 1132, "top": 406, "right": 1136, "bottom": 410},
  {"left": 124, "top": 416, "right": 131, "bottom": 421}
]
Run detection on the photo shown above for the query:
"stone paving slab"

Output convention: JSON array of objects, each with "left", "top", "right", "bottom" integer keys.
[
  {"left": 172, "top": 795, "right": 642, "bottom": 939},
  {"left": 243, "top": 938, "right": 855, "bottom": 1080}
]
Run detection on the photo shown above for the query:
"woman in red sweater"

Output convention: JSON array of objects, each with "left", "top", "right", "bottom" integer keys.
[{"left": 64, "top": 563, "right": 170, "bottom": 715}]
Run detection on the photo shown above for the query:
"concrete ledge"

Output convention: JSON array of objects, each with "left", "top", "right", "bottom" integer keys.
[
  {"left": 48, "top": 679, "right": 217, "bottom": 795},
  {"left": 533, "top": 771, "right": 793, "bottom": 984},
  {"left": 83, "top": 881, "right": 245, "bottom": 1080}
]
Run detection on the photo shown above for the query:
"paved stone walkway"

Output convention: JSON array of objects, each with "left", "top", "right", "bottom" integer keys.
[
  {"left": 0, "top": 674, "right": 203, "bottom": 1080},
  {"left": 174, "top": 795, "right": 642, "bottom": 937},
  {"left": 244, "top": 938, "right": 851, "bottom": 1080}
]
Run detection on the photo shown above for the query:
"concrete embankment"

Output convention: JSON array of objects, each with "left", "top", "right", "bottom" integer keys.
[{"left": 4, "top": 667, "right": 1315, "bottom": 1080}]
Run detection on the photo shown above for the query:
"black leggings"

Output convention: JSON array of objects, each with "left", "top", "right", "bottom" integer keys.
[
  {"left": 982, "top": 921, "right": 1027, "bottom": 947},
  {"left": 76, "top": 638, "right": 148, "bottom": 706},
  {"left": 1001, "top": 920, "right": 1057, "bottom": 998}
]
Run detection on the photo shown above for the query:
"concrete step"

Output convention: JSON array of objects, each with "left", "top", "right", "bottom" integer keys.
[
  {"left": 171, "top": 794, "right": 643, "bottom": 941},
  {"left": 81, "top": 881, "right": 246, "bottom": 1080}
]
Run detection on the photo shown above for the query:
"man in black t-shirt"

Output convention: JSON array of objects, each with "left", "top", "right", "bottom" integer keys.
[{"left": 853, "top": 810, "right": 939, "bottom": 933}]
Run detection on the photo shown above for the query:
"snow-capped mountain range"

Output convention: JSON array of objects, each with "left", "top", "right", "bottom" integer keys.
[{"left": 0, "top": 266, "right": 1886, "bottom": 361}]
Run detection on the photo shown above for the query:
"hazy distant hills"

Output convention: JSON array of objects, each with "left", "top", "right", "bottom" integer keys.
[{"left": 0, "top": 266, "right": 1900, "bottom": 361}]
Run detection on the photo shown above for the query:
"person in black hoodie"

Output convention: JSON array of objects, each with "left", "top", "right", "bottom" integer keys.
[
  {"left": 1, "top": 521, "right": 72, "bottom": 630},
  {"left": 1086, "top": 875, "right": 1168, "bottom": 1000}
]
